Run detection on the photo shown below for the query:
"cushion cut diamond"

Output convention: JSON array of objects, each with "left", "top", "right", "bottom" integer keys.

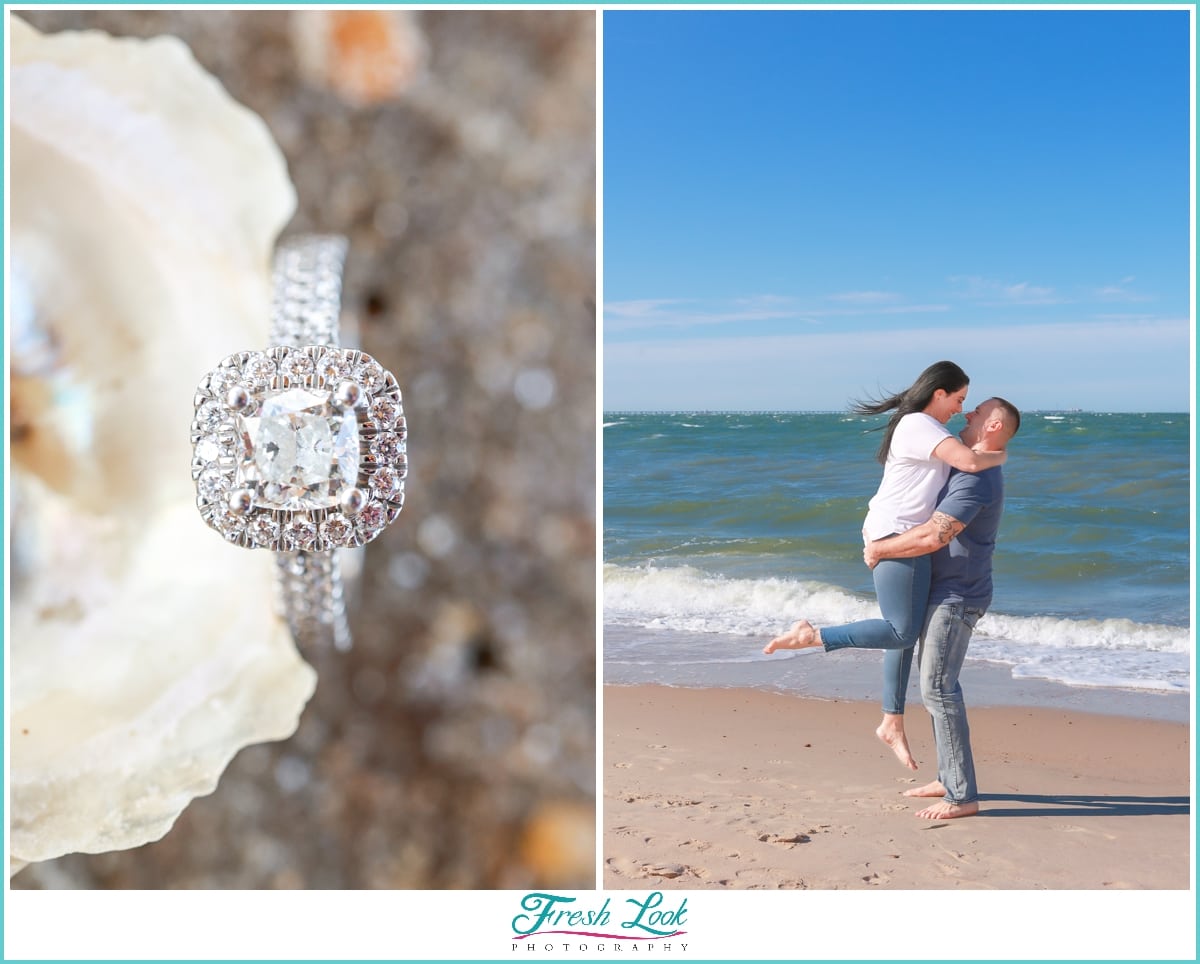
[{"left": 236, "top": 387, "right": 359, "bottom": 510}]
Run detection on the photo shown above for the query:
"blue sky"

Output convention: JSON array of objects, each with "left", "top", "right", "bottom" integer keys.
[{"left": 603, "top": 9, "right": 1192, "bottom": 412}]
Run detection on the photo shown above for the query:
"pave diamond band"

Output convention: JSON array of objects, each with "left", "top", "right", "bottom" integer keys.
[
  {"left": 191, "top": 235, "right": 407, "bottom": 650},
  {"left": 270, "top": 234, "right": 347, "bottom": 348},
  {"left": 275, "top": 546, "right": 351, "bottom": 653}
]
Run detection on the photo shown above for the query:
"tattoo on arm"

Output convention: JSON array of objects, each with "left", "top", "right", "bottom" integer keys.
[{"left": 931, "top": 512, "right": 963, "bottom": 545}]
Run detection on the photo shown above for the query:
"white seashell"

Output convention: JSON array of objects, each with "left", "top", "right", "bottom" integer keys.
[{"left": 9, "top": 17, "right": 315, "bottom": 871}]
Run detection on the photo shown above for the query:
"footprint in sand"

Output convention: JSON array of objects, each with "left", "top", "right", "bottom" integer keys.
[
  {"left": 731, "top": 868, "right": 786, "bottom": 889},
  {"left": 604, "top": 856, "right": 643, "bottom": 881},
  {"left": 852, "top": 797, "right": 908, "bottom": 812},
  {"left": 694, "top": 771, "right": 744, "bottom": 786},
  {"left": 643, "top": 863, "right": 687, "bottom": 879},
  {"left": 756, "top": 832, "right": 811, "bottom": 846},
  {"left": 1054, "top": 824, "right": 1118, "bottom": 841},
  {"left": 613, "top": 762, "right": 632, "bottom": 769},
  {"left": 929, "top": 846, "right": 975, "bottom": 875},
  {"left": 935, "top": 857, "right": 983, "bottom": 877}
]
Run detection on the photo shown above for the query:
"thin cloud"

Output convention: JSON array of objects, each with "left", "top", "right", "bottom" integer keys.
[
  {"left": 604, "top": 295, "right": 803, "bottom": 333},
  {"left": 1091, "top": 311, "right": 1161, "bottom": 324},
  {"left": 827, "top": 290, "right": 903, "bottom": 305},
  {"left": 606, "top": 293, "right": 949, "bottom": 334},
  {"left": 948, "top": 275, "right": 1065, "bottom": 306},
  {"left": 1002, "top": 281, "right": 1059, "bottom": 304},
  {"left": 1094, "top": 279, "right": 1153, "bottom": 302},
  {"left": 604, "top": 298, "right": 687, "bottom": 319},
  {"left": 806, "top": 302, "right": 952, "bottom": 318},
  {"left": 861, "top": 303, "right": 950, "bottom": 316},
  {"left": 733, "top": 294, "right": 794, "bottom": 307}
]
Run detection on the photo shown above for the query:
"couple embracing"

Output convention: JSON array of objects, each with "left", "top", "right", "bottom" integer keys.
[{"left": 765, "top": 361, "right": 1020, "bottom": 820}]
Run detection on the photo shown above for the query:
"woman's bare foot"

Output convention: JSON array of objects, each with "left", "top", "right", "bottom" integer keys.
[
  {"left": 915, "top": 800, "right": 979, "bottom": 820},
  {"left": 763, "top": 620, "right": 822, "bottom": 654},
  {"left": 903, "top": 780, "right": 947, "bottom": 798},
  {"left": 875, "top": 713, "right": 917, "bottom": 770}
]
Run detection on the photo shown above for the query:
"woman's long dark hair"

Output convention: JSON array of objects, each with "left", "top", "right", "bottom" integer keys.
[{"left": 851, "top": 360, "right": 970, "bottom": 464}]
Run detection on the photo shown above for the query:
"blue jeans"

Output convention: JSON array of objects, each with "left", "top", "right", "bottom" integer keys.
[
  {"left": 918, "top": 601, "right": 983, "bottom": 805},
  {"left": 820, "top": 554, "right": 931, "bottom": 714}
]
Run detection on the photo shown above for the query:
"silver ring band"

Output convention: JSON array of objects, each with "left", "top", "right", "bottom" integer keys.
[
  {"left": 270, "top": 235, "right": 353, "bottom": 650},
  {"left": 275, "top": 544, "right": 352, "bottom": 652},
  {"left": 270, "top": 234, "right": 348, "bottom": 349}
]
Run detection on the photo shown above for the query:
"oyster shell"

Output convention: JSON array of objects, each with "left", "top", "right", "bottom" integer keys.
[{"left": 9, "top": 16, "right": 315, "bottom": 871}]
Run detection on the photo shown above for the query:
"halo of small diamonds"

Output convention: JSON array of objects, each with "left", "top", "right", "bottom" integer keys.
[{"left": 192, "top": 346, "right": 407, "bottom": 550}]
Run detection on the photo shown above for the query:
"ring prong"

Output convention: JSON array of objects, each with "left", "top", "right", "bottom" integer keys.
[
  {"left": 335, "top": 380, "right": 362, "bottom": 409},
  {"left": 340, "top": 486, "right": 365, "bottom": 516},
  {"left": 227, "top": 488, "right": 254, "bottom": 515},
  {"left": 225, "top": 385, "right": 253, "bottom": 412}
]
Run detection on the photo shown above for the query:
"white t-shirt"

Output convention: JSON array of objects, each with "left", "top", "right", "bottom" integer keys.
[{"left": 862, "top": 412, "right": 953, "bottom": 541}]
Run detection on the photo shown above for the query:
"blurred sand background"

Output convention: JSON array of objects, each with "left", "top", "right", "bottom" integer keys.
[{"left": 13, "top": 9, "right": 596, "bottom": 890}]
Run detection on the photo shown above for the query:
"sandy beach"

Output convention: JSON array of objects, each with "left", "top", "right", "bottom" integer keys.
[{"left": 604, "top": 683, "right": 1191, "bottom": 890}]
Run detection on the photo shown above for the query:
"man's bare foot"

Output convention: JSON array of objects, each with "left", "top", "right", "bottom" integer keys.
[
  {"left": 763, "top": 620, "right": 822, "bottom": 654},
  {"left": 903, "top": 780, "right": 947, "bottom": 798},
  {"left": 875, "top": 713, "right": 917, "bottom": 770},
  {"left": 915, "top": 800, "right": 979, "bottom": 820}
]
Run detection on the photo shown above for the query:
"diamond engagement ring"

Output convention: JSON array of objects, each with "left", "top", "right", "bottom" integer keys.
[{"left": 190, "top": 235, "right": 407, "bottom": 650}]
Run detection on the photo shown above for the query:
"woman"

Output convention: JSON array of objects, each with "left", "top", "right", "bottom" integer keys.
[{"left": 763, "top": 360, "right": 1005, "bottom": 770}]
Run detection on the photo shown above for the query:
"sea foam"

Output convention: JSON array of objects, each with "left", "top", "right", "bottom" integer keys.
[{"left": 603, "top": 563, "right": 1192, "bottom": 693}]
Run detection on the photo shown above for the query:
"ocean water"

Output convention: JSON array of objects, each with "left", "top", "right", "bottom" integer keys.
[{"left": 604, "top": 411, "right": 1192, "bottom": 696}]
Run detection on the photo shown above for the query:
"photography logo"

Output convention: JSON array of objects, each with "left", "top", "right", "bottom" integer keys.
[{"left": 511, "top": 891, "right": 690, "bottom": 952}]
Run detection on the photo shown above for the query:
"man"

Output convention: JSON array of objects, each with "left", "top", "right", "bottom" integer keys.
[{"left": 863, "top": 396, "right": 1020, "bottom": 819}]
